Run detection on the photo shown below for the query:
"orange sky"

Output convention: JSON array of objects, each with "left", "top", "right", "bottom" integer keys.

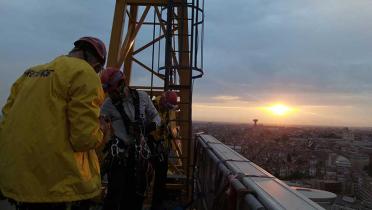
[{"left": 192, "top": 96, "right": 372, "bottom": 127}]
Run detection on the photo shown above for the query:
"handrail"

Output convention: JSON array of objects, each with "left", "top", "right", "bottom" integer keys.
[{"left": 194, "top": 134, "right": 325, "bottom": 210}]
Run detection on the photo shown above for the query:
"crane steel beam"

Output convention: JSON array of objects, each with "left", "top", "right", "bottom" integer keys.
[
  {"left": 107, "top": 0, "right": 127, "bottom": 67},
  {"left": 107, "top": 0, "right": 204, "bottom": 205},
  {"left": 126, "top": 0, "right": 183, "bottom": 6}
]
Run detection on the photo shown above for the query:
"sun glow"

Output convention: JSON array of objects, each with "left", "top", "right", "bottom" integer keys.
[{"left": 267, "top": 104, "right": 292, "bottom": 116}]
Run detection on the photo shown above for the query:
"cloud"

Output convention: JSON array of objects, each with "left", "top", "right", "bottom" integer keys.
[
  {"left": 196, "top": 0, "right": 372, "bottom": 117},
  {"left": 212, "top": 95, "right": 240, "bottom": 101},
  {"left": 0, "top": 0, "right": 115, "bottom": 103},
  {"left": 1, "top": 0, "right": 372, "bottom": 126}
]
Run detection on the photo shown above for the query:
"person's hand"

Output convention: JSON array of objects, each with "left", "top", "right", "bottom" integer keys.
[
  {"left": 99, "top": 116, "right": 112, "bottom": 145},
  {"left": 146, "top": 122, "right": 157, "bottom": 134}
]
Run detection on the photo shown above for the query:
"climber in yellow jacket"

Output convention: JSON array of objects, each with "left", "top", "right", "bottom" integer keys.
[
  {"left": 149, "top": 91, "right": 179, "bottom": 210},
  {"left": 0, "top": 37, "right": 110, "bottom": 210}
]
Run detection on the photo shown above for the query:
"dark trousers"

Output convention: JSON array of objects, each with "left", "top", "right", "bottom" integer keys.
[
  {"left": 102, "top": 151, "right": 146, "bottom": 210},
  {"left": 14, "top": 200, "right": 90, "bottom": 210},
  {"left": 151, "top": 153, "right": 169, "bottom": 210}
]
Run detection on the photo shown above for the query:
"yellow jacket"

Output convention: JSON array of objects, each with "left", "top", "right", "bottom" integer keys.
[
  {"left": 151, "top": 96, "right": 177, "bottom": 147},
  {"left": 0, "top": 56, "right": 105, "bottom": 202}
]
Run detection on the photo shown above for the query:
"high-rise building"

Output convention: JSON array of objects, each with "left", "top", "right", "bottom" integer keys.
[
  {"left": 356, "top": 176, "right": 372, "bottom": 209},
  {"left": 369, "top": 154, "right": 372, "bottom": 176}
]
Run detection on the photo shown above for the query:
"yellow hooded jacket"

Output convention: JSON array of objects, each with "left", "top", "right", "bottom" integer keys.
[
  {"left": 0, "top": 56, "right": 105, "bottom": 202},
  {"left": 151, "top": 96, "right": 177, "bottom": 148}
]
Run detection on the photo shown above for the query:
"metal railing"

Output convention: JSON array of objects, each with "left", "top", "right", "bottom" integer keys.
[{"left": 193, "top": 134, "right": 324, "bottom": 210}]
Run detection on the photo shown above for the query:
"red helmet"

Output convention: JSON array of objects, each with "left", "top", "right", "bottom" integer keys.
[
  {"left": 160, "top": 91, "right": 178, "bottom": 109},
  {"left": 74, "top": 36, "right": 107, "bottom": 65},
  {"left": 100, "top": 67, "right": 125, "bottom": 93}
]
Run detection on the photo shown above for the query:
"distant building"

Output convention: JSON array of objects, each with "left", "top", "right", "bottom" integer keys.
[
  {"left": 331, "top": 196, "right": 360, "bottom": 210},
  {"left": 356, "top": 176, "right": 372, "bottom": 209},
  {"left": 343, "top": 127, "right": 355, "bottom": 142},
  {"left": 328, "top": 153, "right": 339, "bottom": 167},
  {"left": 349, "top": 153, "right": 369, "bottom": 172},
  {"left": 335, "top": 155, "right": 352, "bottom": 168},
  {"left": 370, "top": 154, "right": 372, "bottom": 175},
  {"left": 323, "top": 180, "right": 343, "bottom": 194},
  {"left": 253, "top": 119, "right": 258, "bottom": 126},
  {"left": 309, "top": 158, "right": 318, "bottom": 177},
  {"left": 291, "top": 186, "right": 336, "bottom": 208}
]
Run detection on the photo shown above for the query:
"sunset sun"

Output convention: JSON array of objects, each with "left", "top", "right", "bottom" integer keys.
[{"left": 267, "top": 104, "right": 292, "bottom": 116}]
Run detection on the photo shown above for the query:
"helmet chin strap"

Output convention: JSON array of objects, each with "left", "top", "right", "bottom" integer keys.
[
  {"left": 119, "top": 83, "right": 129, "bottom": 98},
  {"left": 82, "top": 49, "right": 88, "bottom": 61}
]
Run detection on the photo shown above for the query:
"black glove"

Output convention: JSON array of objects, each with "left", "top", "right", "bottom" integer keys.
[{"left": 0, "top": 190, "right": 5, "bottom": 200}]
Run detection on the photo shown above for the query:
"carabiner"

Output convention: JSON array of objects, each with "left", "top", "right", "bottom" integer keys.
[{"left": 111, "top": 138, "right": 120, "bottom": 157}]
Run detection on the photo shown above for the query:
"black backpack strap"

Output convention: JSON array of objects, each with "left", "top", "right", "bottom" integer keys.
[
  {"left": 129, "top": 88, "right": 141, "bottom": 123},
  {"left": 110, "top": 89, "right": 143, "bottom": 139},
  {"left": 110, "top": 96, "right": 132, "bottom": 134}
]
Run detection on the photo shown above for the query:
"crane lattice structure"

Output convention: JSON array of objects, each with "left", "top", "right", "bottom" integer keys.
[{"left": 106, "top": 0, "right": 204, "bottom": 203}]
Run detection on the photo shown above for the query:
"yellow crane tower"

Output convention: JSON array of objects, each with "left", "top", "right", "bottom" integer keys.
[{"left": 106, "top": 0, "right": 204, "bottom": 204}]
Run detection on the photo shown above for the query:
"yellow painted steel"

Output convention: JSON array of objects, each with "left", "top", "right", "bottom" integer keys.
[{"left": 107, "top": 0, "right": 126, "bottom": 67}]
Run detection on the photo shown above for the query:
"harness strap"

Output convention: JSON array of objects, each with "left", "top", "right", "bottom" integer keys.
[
  {"left": 111, "top": 98, "right": 131, "bottom": 134},
  {"left": 110, "top": 88, "right": 142, "bottom": 142},
  {"left": 130, "top": 88, "right": 140, "bottom": 123}
]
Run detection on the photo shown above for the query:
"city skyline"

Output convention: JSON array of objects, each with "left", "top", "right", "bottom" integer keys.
[{"left": 192, "top": 121, "right": 372, "bottom": 209}]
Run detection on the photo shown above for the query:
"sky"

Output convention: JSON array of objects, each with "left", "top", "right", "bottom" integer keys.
[{"left": 1, "top": 0, "right": 372, "bottom": 127}]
